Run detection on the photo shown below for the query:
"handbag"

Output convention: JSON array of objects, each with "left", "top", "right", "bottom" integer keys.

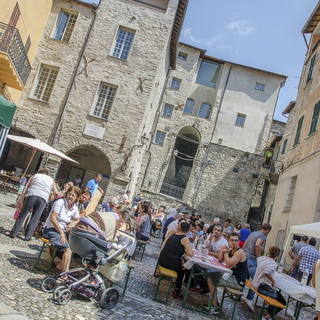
[
  {"left": 257, "top": 282, "right": 277, "bottom": 299},
  {"left": 99, "top": 258, "right": 128, "bottom": 284}
]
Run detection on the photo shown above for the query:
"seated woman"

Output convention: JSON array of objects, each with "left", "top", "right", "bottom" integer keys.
[
  {"left": 136, "top": 201, "right": 151, "bottom": 241},
  {"left": 158, "top": 221, "right": 193, "bottom": 299},
  {"left": 252, "top": 246, "right": 286, "bottom": 320},
  {"left": 205, "top": 232, "right": 247, "bottom": 315},
  {"left": 43, "top": 186, "right": 81, "bottom": 275}
]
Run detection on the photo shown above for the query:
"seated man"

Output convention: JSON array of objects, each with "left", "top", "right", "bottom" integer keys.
[
  {"left": 204, "top": 232, "right": 247, "bottom": 315},
  {"left": 78, "top": 190, "right": 91, "bottom": 216}
]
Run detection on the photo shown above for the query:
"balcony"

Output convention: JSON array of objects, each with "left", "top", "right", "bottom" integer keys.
[
  {"left": 160, "top": 182, "right": 185, "bottom": 199},
  {"left": 0, "top": 22, "right": 31, "bottom": 90}
]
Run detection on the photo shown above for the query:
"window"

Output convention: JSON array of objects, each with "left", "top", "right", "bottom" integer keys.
[
  {"left": 178, "top": 51, "right": 188, "bottom": 61},
  {"left": 198, "top": 103, "right": 212, "bottom": 119},
  {"left": 112, "top": 27, "right": 135, "bottom": 60},
  {"left": 183, "top": 98, "right": 194, "bottom": 114},
  {"left": 91, "top": 83, "right": 117, "bottom": 120},
  {"left": 170, "top": 77, "right": 181, "bottom": 90},
  {"left": 255, "top": 82, "right": 265, "bottom": 91},
  {"left": 53, "top": 9, "right": 78, "bottom": 42},
  {"left": 309, "top": 102, "right": 320, "bottom": 135},
  {"left": 281, "top": 139, "right": 288, "bottom": 155},
  {"left": 307, "top": 54, "right": 316, "bottom": 83},
  {"left": 235, "top": 113, "right": 246, "bottom": 127},
  {"left": 32, "top": 64, "right": 59, "bottom": 102},
  {"left": 154, "top": 131, "right": 166, "bottom": 146},
  {"left": 284, "top": 176, "right": 297, "bottom": 212},
  {"left": 196, "top": 60, "right": 220, "bottom": 88},
  {"left": 293, "top": 116, "right": 304, "bottom": 146},
  {"left": 162, "top": 104, "right": 174, "bottom": 118}
]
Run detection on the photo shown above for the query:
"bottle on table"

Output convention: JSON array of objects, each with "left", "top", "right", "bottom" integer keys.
[{"left": 278, "top": 262, "right": 284, "bottom": 273}]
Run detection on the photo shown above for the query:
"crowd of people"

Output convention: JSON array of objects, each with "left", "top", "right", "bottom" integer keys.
[{"left": 4, "top": 167, "right": 320, "bottom": 319}]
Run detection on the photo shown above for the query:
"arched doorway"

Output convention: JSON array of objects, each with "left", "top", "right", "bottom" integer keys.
[
  {"left": 160, "top": 127, "right": 200, "bottom": 199},
  {"left": 56, "top": 145, "right": 111, "bottom": 192}
]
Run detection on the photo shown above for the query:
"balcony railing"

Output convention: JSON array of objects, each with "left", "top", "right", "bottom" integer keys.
[
  {"left": 0, "top": 22, "right": 31, "bottom": 86},
  {"left": 160, "top": 182, "right": 185, "bottom": 199}
]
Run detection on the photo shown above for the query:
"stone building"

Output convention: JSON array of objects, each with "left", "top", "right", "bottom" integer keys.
[
  {"left": 138, "top": 42, "right": 286, "bottom": 222},
  {"left": 265, "top": 2, "right": 320, "bottom": 255},
  {"left": 3, "top": 0, "right": 287, "bottom": 224},
  {"left": 3, "top": 0, "right": 188, "bottom": 192}
]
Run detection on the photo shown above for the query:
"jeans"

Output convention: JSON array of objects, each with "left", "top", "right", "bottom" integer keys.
[
  {"left": 246, "top": 257, "right": 257, "bottom": 300},
  {"left": 11, "top": 195, "right": 47, "bottom": 240}
]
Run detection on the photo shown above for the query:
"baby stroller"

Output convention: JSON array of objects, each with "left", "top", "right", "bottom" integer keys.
[{"left": 41, "top": 211, "right": 135, "bottom": 309}]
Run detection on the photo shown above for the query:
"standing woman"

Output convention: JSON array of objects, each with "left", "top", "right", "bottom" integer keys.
[
  {"left": 43, "top": 186, "right": 81, "bottom": 275},
  {"left": 312, "top": 259, "right": 320, "bottom": 320},
  {"left": 136, "top": 201, "right": 151, "bottom": 241}
]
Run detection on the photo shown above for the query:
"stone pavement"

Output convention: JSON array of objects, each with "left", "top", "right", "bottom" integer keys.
[{"left": 0, "top": 192, "right": 317, "bottom": 320}]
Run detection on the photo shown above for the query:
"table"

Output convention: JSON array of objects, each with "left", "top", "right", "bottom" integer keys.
[
  {"left": 0, "top": 173, "right": 11, "bottom": 194},
  {"left": 274, "top": 272, "right": 316, "bottom": 319},
  {"left": 182, "top": 250, "right": 233, "bottom": 312}
]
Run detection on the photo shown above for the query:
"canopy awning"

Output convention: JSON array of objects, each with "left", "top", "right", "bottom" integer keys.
[{"left": 0, "top": 95, "right": 16, "bottom": 128}]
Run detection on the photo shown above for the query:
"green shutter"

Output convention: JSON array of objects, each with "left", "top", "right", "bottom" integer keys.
[
  {"left": 293, "top": 116, "right": 304, "bottom": 146},
  {"left": 307, "top": 54, "right": 316, "bottom": 83},
  {"left": 309, "top": 102, "right": 320, "bottom": 135}
]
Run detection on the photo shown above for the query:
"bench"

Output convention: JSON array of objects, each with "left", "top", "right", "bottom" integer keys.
[
  {"left": 133, "top": 239, "right": 150, "bottom": 262},
  {"left": 153, "top": 225, "right": 162, "bottom": 238},
  {"left": 34, "top": 238, "right": 58, "bottom": 272},
  {"left": 245, "top": 280, "right": 285, "bottom": 319},
  {"left": 154, "top": 265, "right": 177, "bottom": 304},
  {"left": 219, "top": 287, "right": 243, "bottom": 320}
]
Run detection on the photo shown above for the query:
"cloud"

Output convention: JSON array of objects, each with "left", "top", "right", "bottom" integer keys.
[
  {"left": 225, "top": 20, "right": 254, "bottom": 36},
  {"left": 181, "top": 28, "right": 203, "bottom": 44},
  {"left": 205, "top": 35, "right": 221, "bottom": 47}
]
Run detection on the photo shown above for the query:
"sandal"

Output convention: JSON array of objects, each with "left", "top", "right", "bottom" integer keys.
[{"left": 171, "top": 289, "right": 183, "bottom": 299}]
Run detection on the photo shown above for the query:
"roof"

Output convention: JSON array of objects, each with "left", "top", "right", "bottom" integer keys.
[
  {"left": 0, "top": 95, "right": 16, "bottom": 128},
  {"left": 282, "top": 101, "right": 296, "bottom": 115},
  {"left": 169, "top": 0, "right": 189, "bottom": 69},
  {"left": 179, "top": 41, "right": 206, "bottom": 54},
  {"left": 302, "top": 1, "right": 320, "bottom": 33}
]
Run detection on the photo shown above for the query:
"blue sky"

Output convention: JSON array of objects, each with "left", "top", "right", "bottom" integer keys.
[{"left": 180, "top": 0, "right": 318, "bottom": 121}]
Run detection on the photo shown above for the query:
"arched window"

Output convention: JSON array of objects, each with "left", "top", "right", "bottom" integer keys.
[
  {"left": 198, "top": 102, "right": 212, "bottom": 119},
  {"left": 184, "top": 98, "right": 194, "bottom": 115}
]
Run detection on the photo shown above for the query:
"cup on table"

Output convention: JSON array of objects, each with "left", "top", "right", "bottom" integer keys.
[{"left": 201, "top": 245, "right": 208, "bottom": 256}]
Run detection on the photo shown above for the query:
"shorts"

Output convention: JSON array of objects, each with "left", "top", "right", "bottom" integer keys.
[{"left": 43, "top": 227, "right": 69, "bottom": 249}]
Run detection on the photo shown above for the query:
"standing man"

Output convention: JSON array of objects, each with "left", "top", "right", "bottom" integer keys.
[
  {"left": 292, "top": 237, "right": 320, "bottom": 285},
  {"left": 122, "top": 190, "right": 131, "bottom": 206},
  {"left": 9, "top": 168, "right": 59, "bottom": 241},
  {"left": 239, "top": 223, "right": 251, "bottom": 248},
  {"left": 289, "top": 235, "right": 308, "bottom": 278},
  {"left": 243, "top": 223, "right": 272, "bottom": 311},
  {"left": 85, "top": 173, "right": 104, "bottom": 196}
]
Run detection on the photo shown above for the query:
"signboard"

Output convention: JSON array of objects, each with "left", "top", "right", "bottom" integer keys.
[{"left": 83, "top": 123, "right": 105, "bottom": 139}]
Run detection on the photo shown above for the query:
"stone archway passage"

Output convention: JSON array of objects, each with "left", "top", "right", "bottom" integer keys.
[
  {"left": 161, "top": 126, "right": 200, "bottom": 199},
  {"left": 56, "top": 145, "right": 111, "bottom": 192}
]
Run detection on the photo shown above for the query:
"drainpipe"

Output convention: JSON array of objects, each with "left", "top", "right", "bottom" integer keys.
[
  {"left": 192, "top": 65, "right": 233, "bottom": 205},
  {"left": 141, "top": 67, "right": 172, "bottom": 188},
  {"left": 47, "top": 5, "right": 98, "bottom": 148}
]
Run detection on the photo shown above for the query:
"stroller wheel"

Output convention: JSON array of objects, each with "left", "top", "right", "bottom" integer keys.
[
  {"left": 57, "top": 288, "right": 72, "bottom": 305},
  {"left": 100, "top": 288, "right": 119, "bottom": 309},
  {"left": 41, "top": 276, "right": 57, "bottom": 293},
  {"left": 53, "top": 285, "right": 67, "bottom": 301}
]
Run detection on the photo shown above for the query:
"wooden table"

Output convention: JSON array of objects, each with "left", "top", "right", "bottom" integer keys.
[
  {"left": 182, "top": 250, "right": 232, "bottom": 313},
  {"left": 0, "top": 173, "right": 11, "bottom": 194}
]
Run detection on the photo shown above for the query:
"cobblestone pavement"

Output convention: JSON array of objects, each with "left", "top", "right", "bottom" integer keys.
[{"left": 0, "top": 193, "right": 317, "bottom": 320}]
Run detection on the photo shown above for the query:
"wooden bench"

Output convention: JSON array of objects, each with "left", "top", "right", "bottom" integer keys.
[
  {"left": 245, "top": 280, "right": 285, "bottom": 319},
  {"left": 154, "top": 266, "right": 177, "bottom": 304},
  {"left": 219, "top": 287, "right": 243, "bottom": 320},
  {"left": 133, "top": 239, "right": 150, "bottom": 262},
  {"left": 34, "top": 238, "right": 58, "bottom": 272},
  {"left": 153, "top": 225, "right": 162, "bottom": 238}
]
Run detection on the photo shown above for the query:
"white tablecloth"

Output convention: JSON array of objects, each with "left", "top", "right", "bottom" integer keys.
[
  {"left": 274, "top": 272, "right": 316, "bottom": 305},
  {"left": 183, "top": 252, "right": 233, "bottom": 280}
]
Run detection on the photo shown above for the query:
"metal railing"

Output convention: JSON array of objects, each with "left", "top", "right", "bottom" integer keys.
[
  {"left": 0, "top": 22, "right": 31, "bottom": 86},
  {"left": 160, "top": 182, "right": 185, "bottom": 199}
]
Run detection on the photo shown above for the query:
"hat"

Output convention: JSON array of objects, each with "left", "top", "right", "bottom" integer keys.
[{"left": 213, "top": 217, "right": 220, "bottom": 223}]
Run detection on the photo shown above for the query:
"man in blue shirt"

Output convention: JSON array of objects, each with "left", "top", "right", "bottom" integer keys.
[
  {"left": 85, "top": 174, "right": 104, "bottom": 196},
  {"left": 239, "top": 223, "right": 251, "bottom": 248}
]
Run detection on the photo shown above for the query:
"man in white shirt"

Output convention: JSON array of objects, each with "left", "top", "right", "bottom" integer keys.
[
  {"left": 207, "top": 224, "right": 228, "bottom": 257},
  {"left": 121, "top": 190, "right": 131, "bottom": 206}
]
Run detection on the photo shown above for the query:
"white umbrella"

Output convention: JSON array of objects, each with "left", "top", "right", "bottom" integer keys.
[{"left": 7, "top": 134, "right": 78, "bottom": 175}]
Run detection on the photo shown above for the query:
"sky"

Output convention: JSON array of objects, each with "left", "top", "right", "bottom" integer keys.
[{"left": 180, "top": 0, "right": 319, "bottom": 122}]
